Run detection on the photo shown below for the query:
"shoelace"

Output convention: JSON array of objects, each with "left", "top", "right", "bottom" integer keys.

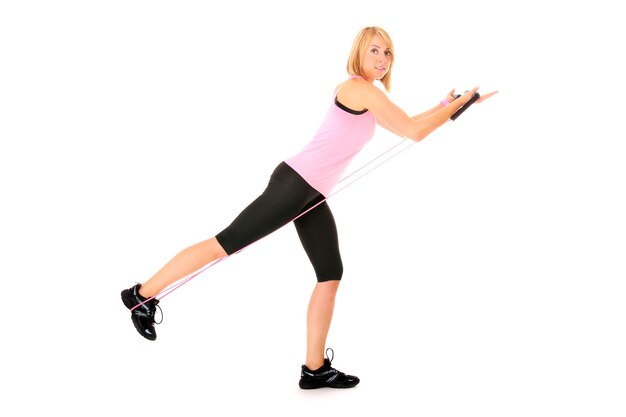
[
  {"left": 153, "top": 304, "right": 164, "bottom": 325},
  {"left": 325, "top": 348, "right": 346, "bottom": 376},
  {"left": 135, "top": 295, "right": 164, "bottom": 325},
  {"left": 322, "top": 348, "right": 347, "bottom": 382},
  {"left": 325, "top": 347, "right": 335, "bottom": 365}
]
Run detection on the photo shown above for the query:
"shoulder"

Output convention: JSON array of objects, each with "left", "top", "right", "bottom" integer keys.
[
  {"left": 337, "top": 78, "right": 385, "bottom": 110},
  {"left": 344, "top": 78, "right": 386, "bottom": 97},
  {"left": 338, "top": 77, "right": 372, "bottom": 93}
]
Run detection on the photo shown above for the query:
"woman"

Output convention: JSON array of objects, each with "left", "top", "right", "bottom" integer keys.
[{"left": 121, "top": 26, "right": 497, "bottom": 389}]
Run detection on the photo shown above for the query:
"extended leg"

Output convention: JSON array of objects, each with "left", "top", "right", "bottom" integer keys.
[
  {"left": 141, "top": 164, "right": 319, "bottom": 299},
  {"left": 121, "top": 162, "right": 321, "bottom": 341}
]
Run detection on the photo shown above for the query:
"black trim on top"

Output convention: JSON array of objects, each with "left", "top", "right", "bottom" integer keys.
[{"left": 334, "top": 97, "right": 368, "bottom": 115}]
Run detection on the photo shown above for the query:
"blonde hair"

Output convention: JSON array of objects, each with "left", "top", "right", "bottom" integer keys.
[{"left": 347, "top": 26, "right": 394, "bottom": 91}]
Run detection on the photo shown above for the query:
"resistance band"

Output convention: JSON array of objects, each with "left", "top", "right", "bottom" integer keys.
[{"left": 131, "top": 94, "right": 479, "bottom": 310}]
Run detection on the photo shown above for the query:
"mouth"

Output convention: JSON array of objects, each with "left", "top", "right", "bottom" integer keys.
[{"left": 375, "top": 66, "right": 386, "bottom": 72}]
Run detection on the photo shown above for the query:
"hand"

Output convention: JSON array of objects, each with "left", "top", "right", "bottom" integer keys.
[
  {"left": 456, "top": 87, "right": 498, "bottom": 104},
  {"left": 445, "top": 89, "right": 457, "bottom": 103},
  {"left": 458, "top": 87, "right": 480, "bottom": 104}
]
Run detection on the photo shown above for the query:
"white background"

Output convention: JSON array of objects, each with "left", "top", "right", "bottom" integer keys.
[{"left": 1, "top": 0, "right": 624, "bottom": 416}]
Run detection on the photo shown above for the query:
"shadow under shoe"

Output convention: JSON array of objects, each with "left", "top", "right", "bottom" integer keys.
[
  {"left": 299, "top": 348, "right": 360, "bottom": 389},
  {"left": 121, "top": 283, "right": 161, "bottom": 341}
]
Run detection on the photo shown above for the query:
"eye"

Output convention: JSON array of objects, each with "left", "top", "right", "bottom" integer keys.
[
  {"left": 384, "top": 50, "right": 392, "bottom": 57},
  {"left": 370, "top": 48, "right": 379, "bottom": 54}
]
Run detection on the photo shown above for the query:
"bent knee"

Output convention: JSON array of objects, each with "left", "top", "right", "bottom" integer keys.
[{"left": 316, "top": 264, "right": 343, "bottom": 283}]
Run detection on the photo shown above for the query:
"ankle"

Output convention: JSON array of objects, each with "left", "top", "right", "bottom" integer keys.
[
  {"left": 305, "top": 360, "right": 325, "bottom": 371},
  {"left": 137, "top": 286, "right": 151, "bottom": 300}
]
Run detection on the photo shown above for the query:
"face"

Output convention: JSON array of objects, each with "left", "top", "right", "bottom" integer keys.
[{"left": 362, "top": 34, "right": 392, "bottom": 82}]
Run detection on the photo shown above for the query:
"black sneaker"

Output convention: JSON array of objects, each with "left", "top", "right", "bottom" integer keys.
[
  {"left": 299, "top": 348, "right": 359, "bottom": 389},
  {"left": 121, "top": 283, "right": 162, "bottom": 341}
]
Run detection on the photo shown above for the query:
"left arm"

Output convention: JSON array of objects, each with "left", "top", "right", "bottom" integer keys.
[
  {"left": 377, "top": 90, "right": 456, "bottom": 133},
  {"left": 377, "top": 88, "right": 498, "bottom": 131}
]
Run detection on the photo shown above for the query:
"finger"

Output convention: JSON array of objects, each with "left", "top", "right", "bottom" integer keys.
[
  {"left": 476, "top": 91, "right": 498, "bottom": 103},
  {"left": 463, "top": 87, "right": 478, "bottom": 97},
  {"left": 460, "top": 88, "right": 477, "bottom": 103}
]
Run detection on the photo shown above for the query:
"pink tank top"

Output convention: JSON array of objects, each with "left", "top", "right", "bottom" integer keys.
[{"left": 285, "top": 77, "right": 376, "bottom": 196}]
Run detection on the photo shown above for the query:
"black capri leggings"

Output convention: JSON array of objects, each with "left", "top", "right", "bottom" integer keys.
[{"left": 215, "top": 162, "right": 343, "bottom": 282}]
